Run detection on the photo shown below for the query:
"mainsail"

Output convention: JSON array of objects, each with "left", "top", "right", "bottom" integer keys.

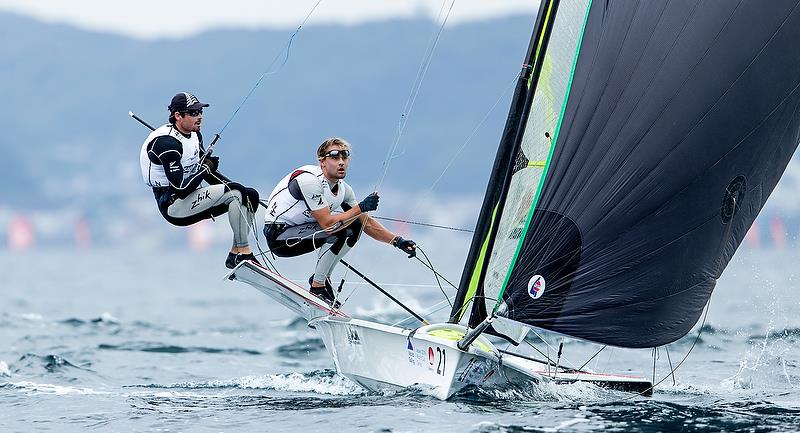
[{"left": 452, "top": 0, "right": 800, "bottom": 348}]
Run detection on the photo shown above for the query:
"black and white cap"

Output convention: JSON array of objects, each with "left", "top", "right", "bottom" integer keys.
[{"left": 168, "top": 92, "right": 210, "bottom": 113}]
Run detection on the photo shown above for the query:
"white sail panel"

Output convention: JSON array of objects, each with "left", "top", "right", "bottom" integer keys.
[{"left": 482, "top": 0, "right": 591, "bottom": 341}]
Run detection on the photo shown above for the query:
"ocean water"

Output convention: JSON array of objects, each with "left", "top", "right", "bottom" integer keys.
[{"left": 1, "top": 236, "right": 799, "bottom": 432}]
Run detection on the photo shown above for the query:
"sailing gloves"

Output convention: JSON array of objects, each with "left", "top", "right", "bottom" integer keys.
[
  {"left": 202, "top": 155, "right": 220, "bottom": 173},
  {"left": 359, "top": 192, "right": 380, "bottom": 212},
  {"left": 392, "top": 236, "right": 417, "bottom": 258}
]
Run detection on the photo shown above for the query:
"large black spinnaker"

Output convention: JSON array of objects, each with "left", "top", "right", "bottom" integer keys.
[{"left": 455, "top": 0, "right": 800, "bottom": 348}]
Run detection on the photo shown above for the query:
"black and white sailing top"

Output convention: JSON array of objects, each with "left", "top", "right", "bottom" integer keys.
[
  {"left": 265, "top": 164, "right": 357, "bottom": 226},
  {"left": 139, "top": 124, "right": 208, "bottom": 198}
]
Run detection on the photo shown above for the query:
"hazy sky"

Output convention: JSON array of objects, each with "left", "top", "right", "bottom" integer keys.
[{"left": 0, "top": 0, "right": 538, "bottom": 39}]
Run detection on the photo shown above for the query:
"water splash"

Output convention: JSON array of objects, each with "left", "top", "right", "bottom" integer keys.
[
  {"left": 0, "top": 360, "right": 10, "bottom": 377},
  {"left": 2, "top": 381, "right": 109, "bottom": 396},
  {"left": 723, "top": 297, "right": 798, "bottom": 390},
  {"left": 134, "top": 370, "right": 364, "bottom": 396},
  {"left": 452, "top": 379, "right": 611, "bottom": 405}
]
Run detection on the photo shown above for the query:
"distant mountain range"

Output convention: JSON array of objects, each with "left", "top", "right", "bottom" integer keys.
[{"left": 0, "top": 12, "right": 538, "bottom": 209}]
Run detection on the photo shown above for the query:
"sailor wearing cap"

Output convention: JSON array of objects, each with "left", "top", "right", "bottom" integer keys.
[{"left": 139, "top": 92, "right": 261, "bottom": 269}]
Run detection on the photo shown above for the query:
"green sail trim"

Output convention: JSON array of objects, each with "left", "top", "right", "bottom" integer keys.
[
  {"left": 496, "top": 0, "right": 594, "bottom": 304},
  {"left": 527, "top": 0, "right": 556, "bottom": 90},
  {"left": 456, "top": 1, "right": 558, "bottom": 322},
  {"left": 455, "top": 205, "right": 499, "bottom": 322}
]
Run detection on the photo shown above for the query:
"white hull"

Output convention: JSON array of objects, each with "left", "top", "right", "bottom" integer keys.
[
  {"left": 310, "top": 317, "right": 653, "bottom": 399},
  {"left": 310, "top": 318, "right": 524, "bottom": 399}
]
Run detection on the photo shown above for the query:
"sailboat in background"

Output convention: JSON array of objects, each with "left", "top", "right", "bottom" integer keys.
[{"left": 230, "top": 0, "right": 800, "bottom": 399}]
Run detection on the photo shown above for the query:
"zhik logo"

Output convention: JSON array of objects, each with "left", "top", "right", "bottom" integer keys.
[{"left": 191, "top": 190, "right": 212, "bottom": 209}]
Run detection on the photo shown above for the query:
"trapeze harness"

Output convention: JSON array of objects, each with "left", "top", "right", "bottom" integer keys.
[{"left": 263, "top": 165, "right": 362, "bottom": 283}]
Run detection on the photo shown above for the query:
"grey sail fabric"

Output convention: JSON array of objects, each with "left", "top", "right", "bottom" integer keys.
[{"left": 497, "top": 0, "right": 800, "bottom": 348}]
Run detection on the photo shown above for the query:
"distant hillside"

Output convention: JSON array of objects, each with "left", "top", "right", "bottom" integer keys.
[{"left": 0, "top": 12, "right": 537, "bottom": 208}]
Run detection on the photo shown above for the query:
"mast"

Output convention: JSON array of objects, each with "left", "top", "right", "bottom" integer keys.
[{"left": 450, "top": 0, "right": 560, "bottom": 324}]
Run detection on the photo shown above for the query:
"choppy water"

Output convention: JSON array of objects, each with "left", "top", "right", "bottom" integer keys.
[{"left": 1, "top": 237, "right": 799, "bottom": 432}]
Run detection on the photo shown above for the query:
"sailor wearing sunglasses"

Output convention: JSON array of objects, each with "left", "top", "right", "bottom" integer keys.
[
  {"left": 263, "top": 137, "right": 416, "bottom": 307},
  {"left": 140, "top": 92, "right": 261, "bottom": 269}
]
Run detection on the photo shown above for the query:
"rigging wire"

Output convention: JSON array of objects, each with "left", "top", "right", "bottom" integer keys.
[
  {"left": 312, "top": 0, "right": 510, "bottom": 306},
  {"left": 197, "top": 1, "right": 326, "bottom": 276},
  {"left": 392, "top": 296, "right": 456, "bottom": 327},
  {"left": 374, "top": 0, "right": 457, "bottom": 191},
  {"left": 611, "top": 298, "right": 713, "bottom": 402},
  {"left": 576, "top": 345, "right": 608, "bottom": 372},
  {"left": 214, "top": 0, "right": 324, "bottom": 143},
  {"left": 415, "top": 246, "right": 454, "bottom": 308},
  {"left": 408, "top": 71, "right": 521, "bottom": 218},
  {"left": 525, "top": 328, "right": 579, "bottom": 370},
  {"left": 329, "top": 0, "right": 459, "bottom": 303},
  {"left": 665, "top": 345, "right": 676, "bottom": 385},
  {"left": 372, "top": 216, "right": 473, "bottom": 233},
  {"left": 414, "top": 255, "right": 459, "bottom": 290}
]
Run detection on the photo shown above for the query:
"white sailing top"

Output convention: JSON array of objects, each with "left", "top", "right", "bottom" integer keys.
[
  {"left": 265, "top": 164, "right": 357, "bottom": 225},
  {"left": 139, "top": 124, "right": 202, "bottom": 187}
]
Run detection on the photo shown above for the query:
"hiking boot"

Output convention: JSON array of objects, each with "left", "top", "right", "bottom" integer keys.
[
  {"left": 225, "top": 252, "right": 258, "bottom": 269},
  {"left": 309, "top": 276, "right": 341, "bottom": 309}
]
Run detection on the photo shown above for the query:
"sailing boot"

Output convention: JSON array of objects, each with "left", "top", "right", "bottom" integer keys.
[
  {"left": 309, "top": 276, "right": 341, "bottom": 309},
  {"left": 225, "top": 252, "right": 258, "bottom": 269}
]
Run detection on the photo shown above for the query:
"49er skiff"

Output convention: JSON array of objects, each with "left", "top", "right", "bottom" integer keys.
[{"left": 229, "top": 0, "right": 800, "bottom": 399}]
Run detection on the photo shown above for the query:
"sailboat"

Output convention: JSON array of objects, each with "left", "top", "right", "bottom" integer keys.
[{"left": 229, "top": 0, "right": 800, "bottom": 399}]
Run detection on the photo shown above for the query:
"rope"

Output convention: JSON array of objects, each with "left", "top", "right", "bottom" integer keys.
[
  {"left": 413, "top": 250, "right": 459, "bottom": 291},
  {"left": 373, "top": 216, "right": 473, "bottom": 233},
  {"left": 215, "top": 0, "right": 324, "bottom": 140},
  {"left": 415, "top": 246, "right": 453, "bottom": 308}
]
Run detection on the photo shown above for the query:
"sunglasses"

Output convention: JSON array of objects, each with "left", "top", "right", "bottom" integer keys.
[
  {"left": 323, "top": 149, "right": 351, "bottom": 159},
  {"left": 180, "top": 109, "right": 203, "bottom": 117}
]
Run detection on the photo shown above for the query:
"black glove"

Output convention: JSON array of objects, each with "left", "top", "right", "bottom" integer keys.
[
  {"left": 358, "top": 192, "right": 380, "bottom": 212},
  {"left": 392, "top": 236, "right": 416, "bottom": 258},
  {"left": 202, "top": 155, "right": 219, "bottom": 172}
]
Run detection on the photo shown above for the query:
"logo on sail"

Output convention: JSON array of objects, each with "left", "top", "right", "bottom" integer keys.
[{"left": 527, "top": 275, "right": 545, "bottom": 300}]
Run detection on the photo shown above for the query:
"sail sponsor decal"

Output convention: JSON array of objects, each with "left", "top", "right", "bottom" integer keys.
[
  {"left": 527, "top": 275, "right": 545, "bottom": 299},
  {"left": 407, "top": 344, "right": 447, "bottom": 375},
  {"left": 406, "top": 340, "right": 428, "bottom": 368}
]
